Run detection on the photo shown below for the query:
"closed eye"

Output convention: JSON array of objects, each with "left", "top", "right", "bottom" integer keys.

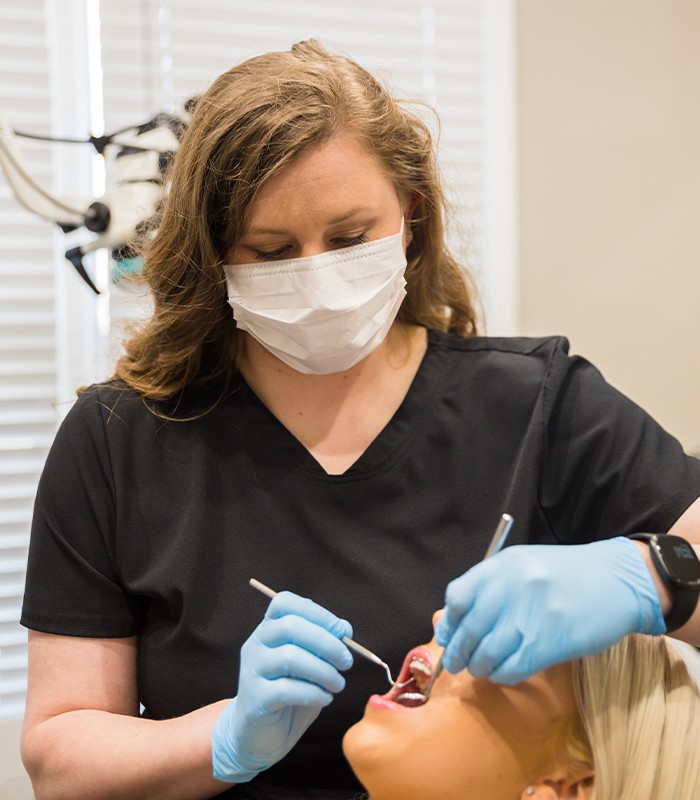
[
  {"left": 332, "top": 233, "right": 368, "bottom": 248},
  {"left": 253, "top": 246, "right": 290, "bottom": 262},
  {"left": 252, "top": 233, "right": 369, "bottom": 262}
]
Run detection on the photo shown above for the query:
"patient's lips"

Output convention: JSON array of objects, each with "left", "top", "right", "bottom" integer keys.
[{"left": 367, "top": 646, "right": 434, "bottom": 711}]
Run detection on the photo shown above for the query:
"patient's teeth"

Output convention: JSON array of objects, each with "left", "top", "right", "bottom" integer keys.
[{"left": 409, "top": 658, "right": 432, "bottom": 677}]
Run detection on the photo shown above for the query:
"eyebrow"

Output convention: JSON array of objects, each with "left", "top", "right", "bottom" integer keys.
[
  {"left": 328, "top": 207, "right": 375, "bottom": 224},
  {"left": 246, "top": 206, "right": 375, "bottom": 236}
]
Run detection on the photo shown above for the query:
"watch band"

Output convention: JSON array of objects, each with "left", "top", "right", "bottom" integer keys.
[{"left": 629, "top": 533, "right": 700, "bottom": 633}]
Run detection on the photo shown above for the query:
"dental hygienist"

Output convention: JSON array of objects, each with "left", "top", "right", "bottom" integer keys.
[{"left": 20, "top": 40, "right": 700, "bottom": 800}]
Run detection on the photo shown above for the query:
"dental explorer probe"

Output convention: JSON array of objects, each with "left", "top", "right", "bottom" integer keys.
[
  {"left": 249, "top": 578, "right": 409, "bottom": 688},
  {"left": 399, "top": 513, "right": 514, "bottom": 704}
]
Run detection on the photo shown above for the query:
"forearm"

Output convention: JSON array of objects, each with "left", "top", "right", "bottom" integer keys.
[{"left": 22, "top": 700, "right": 231, "bottom": 800}]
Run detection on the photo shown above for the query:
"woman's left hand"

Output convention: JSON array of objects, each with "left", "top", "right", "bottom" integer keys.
[{"left": 435, "top": 537, "right": 666, "bottom": 684}]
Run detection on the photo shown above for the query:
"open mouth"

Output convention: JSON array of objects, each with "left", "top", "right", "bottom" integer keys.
[{"left": 383, "top": 646, "right": 434, "bottom": 708}]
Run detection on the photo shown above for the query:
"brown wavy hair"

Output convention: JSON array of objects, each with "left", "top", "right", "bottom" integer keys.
[{"left": 112, "top": 39, "right": 479, "bottom": 407}]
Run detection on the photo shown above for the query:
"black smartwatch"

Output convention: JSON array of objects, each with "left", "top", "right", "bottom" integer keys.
[{"left": 629, "top": 533, "right": 700, "bottom": 632}]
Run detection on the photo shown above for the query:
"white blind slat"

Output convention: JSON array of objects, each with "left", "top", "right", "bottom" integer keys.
[{"left": 0, "top": 1, "right": 61, "bottom": 719}]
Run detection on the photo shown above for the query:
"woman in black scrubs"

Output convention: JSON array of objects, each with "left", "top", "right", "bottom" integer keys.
[{"left": 21, "top": 40, "right": 700, "bottom": 799}]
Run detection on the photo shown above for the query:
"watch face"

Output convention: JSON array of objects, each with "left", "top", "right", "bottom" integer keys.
[{"left": 656, "top": 536, "right": 700, "bottom": 586}]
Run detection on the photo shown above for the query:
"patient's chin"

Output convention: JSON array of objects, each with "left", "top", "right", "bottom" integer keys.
[
  {"left": 342, "top": 719, "right": 435, "bottom": 800},
  {"left": 342, "top": 720, "right": 387, "bottom": 795},
  {"left": 342, "top": 719, "right": 374, "bottom": 771}
]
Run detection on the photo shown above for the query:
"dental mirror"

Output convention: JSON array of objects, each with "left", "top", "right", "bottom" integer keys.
[{"left": 396, "top": 512, "right": 514, "bottom": 704}]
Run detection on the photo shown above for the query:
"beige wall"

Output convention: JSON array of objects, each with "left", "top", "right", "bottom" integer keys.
[{"left": 517, "top": 1, "right": 700, "bottom": 453}]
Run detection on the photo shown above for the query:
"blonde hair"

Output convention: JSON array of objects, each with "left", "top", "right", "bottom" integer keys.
[
  {"left": 554, "top": 635, "right": 700, "bottom": 800},
  {"left": 111, "top": 39, "right": 479, "bottom": 406}
]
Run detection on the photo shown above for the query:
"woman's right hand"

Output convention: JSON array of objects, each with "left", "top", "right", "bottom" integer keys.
[{"left": 211, "top": 591, "right": 354, "bottom": 784}]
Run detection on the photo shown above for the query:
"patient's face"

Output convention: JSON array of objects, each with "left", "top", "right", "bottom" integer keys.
[{"left": 342, "top": 612, "right": 576, "bottom": 800}]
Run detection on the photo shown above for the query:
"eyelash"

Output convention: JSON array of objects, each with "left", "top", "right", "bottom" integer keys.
[{"left": 253, "top": 233, "right": 369, "bottom": 262}]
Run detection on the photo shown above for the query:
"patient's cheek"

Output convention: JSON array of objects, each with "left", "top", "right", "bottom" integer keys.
[{"left": 456, "top": 663, "right": 576, "bottom": 730}]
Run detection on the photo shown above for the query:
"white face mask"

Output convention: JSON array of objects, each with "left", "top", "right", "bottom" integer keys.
[{"left": 223, "top": 220, "right": 407, "bottom": 374}]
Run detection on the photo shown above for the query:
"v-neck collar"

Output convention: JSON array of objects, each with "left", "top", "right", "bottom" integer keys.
[{"left": 231, "top": 330, "right": 449, "bottom": 481}]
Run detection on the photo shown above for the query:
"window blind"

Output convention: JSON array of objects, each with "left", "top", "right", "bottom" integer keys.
[{"left": 0, "top": 0, "right": 60, "bottom": 718}]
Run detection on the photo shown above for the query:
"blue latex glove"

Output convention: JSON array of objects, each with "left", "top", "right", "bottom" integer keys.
[
  {"left": 436, "top": 536, "right": 665, "bottom": 685},
  {"left": 212, "top": 591, "right": 353, "bottom": 783}
]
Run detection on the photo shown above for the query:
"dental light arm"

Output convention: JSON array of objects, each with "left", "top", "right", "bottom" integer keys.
[
  {"left": 0, "top": 103, "right": 192, "bottom": 293},
  {"left": 0, "top": 111, "right": 88, "bottom": 228}
]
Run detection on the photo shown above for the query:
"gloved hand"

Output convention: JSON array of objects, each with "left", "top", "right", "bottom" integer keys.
[
  {"left": 212, "top": 591, "right": 353, "bottom": 783},
  {"left": 436, "top": 537, "right": 665, "bottom": 685}
]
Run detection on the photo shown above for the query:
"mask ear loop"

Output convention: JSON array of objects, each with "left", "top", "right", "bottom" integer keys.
[{"left": 400, "top": 214, "right": 412, "bottom": 248}]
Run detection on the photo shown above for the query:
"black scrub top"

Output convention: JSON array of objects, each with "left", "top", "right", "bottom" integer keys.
[{"left": 21, "top": 330, "right": 700, "bottom": 798}]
